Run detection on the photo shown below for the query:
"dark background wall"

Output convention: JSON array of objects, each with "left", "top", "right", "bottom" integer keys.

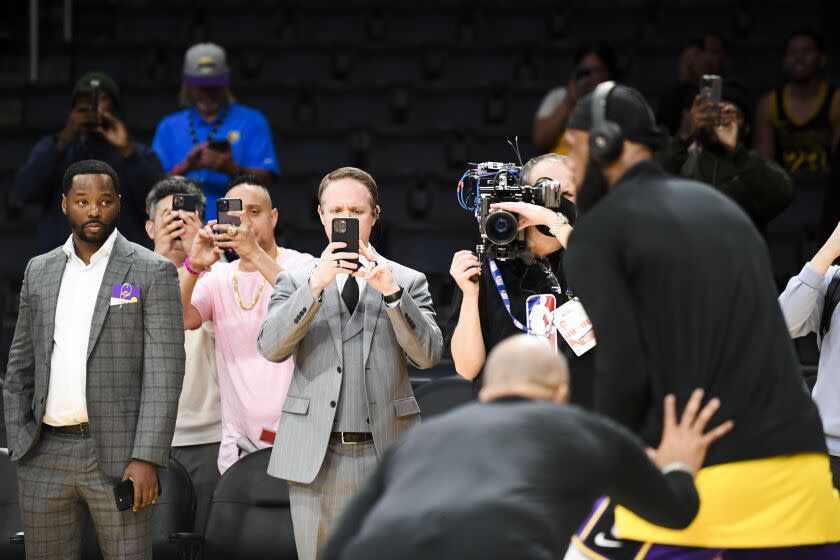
[{"left": 0, "top": 0, "right": 837, "bottom": 384}]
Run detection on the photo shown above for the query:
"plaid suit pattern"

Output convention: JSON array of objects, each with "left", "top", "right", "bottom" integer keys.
[{"left": 3, "top": 233, "right": 185, "bottom": 558}]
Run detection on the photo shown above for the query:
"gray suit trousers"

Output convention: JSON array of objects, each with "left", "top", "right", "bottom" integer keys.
[
  {"left": 288, "top": 440, "right": 378, "bottom": 560},
  {"left": 16, "top": 432, "right": 152, "bottom": 560}
]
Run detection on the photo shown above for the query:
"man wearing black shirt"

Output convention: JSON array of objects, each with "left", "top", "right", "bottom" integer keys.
[
  {"left": 322, "top": 335, "right": 732, "bottom": 560},
  {"left": 447, "top": 154, "right": 595, "bottom": 406},
  {"left": 563, "top": 82, "right": 840, "bottom": 557}
]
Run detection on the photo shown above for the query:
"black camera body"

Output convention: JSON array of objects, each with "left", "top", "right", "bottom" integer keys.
[{"left": 458, "top": 162, "right": 566, "bottom": 262}]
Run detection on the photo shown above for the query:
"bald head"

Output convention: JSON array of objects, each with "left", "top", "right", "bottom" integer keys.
[{"left": 479, "top": 335, "right": 570, "bottom": 403}]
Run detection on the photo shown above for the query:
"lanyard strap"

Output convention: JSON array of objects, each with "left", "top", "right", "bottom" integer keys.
[
  {"left": 189, "top": 105, "right": 229, "bottom": 145},
  {"left": 488, "top": 259, "right": 528, "bottom": 333}
]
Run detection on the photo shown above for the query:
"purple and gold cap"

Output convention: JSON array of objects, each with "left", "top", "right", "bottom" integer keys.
[{"left": 183, "top": 43, "right": 230, "bottom": 87}]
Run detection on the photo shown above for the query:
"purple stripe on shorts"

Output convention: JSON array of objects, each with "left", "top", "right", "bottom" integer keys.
[{"left": 644, "top": 543, "right": 840, "bottom": 560}]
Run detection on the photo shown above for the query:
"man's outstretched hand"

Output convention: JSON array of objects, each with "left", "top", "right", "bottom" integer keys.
[{"left": 649, "top": 389, "right": 734, "bottom": 475}]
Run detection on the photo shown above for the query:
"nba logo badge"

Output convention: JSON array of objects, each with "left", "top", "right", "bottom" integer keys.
[{"left": 526, "top": 294, "right": 558, "bottom": 352}]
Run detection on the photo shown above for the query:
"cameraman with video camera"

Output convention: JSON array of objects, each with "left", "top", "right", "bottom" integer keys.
[{"left": 447, "top": 154, "right": 595, "bottom": 406}]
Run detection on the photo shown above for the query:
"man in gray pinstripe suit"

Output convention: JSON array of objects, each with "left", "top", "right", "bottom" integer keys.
[
  {"left": 258, "top": 167, "right": 443, "bottom": 559},
  {"left": 3, "top": 160, "right": 185, "bottom": 560}
]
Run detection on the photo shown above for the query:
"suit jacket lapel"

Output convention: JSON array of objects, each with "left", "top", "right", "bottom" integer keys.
[
  {"left": 362, "top": 285, "right": 382, "bottom": 366},
  {"left": 42, "top": 249, "right": 69, "bottom": 360},
  {"left": 324, "top": 282, "right": 344, "bottom": 361},
  {"left": 87, "top": 235, "right": 134, "bottom": 360}
]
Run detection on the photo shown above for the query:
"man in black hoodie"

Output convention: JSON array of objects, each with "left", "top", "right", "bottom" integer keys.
[{"left": 563, "top": 82, "right": 840, "bottom": 558}]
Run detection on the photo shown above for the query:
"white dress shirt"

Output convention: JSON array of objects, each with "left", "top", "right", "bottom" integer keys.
[{"left": 43, "top": 229, "right": 118, "bottom": 426}]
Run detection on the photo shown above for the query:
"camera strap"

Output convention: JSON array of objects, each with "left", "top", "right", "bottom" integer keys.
[{"left": 488, "top": 259, "right": 528, "bottom": 333}]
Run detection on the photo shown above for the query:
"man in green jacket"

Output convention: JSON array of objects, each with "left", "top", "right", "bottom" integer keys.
[{"left": 656, "top": 84, "right": 793, "bottom": 232}]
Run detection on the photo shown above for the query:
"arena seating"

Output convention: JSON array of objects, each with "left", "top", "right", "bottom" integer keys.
[{"left": 0, "top": 0, "right": 834, "bottom": 379}]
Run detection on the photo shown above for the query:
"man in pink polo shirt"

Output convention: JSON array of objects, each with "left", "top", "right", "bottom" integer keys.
[{"left": 179, "top": 174, "right": 314, "bottom": 472}]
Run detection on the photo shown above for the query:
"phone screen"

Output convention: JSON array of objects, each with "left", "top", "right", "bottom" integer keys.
[{"left": 332, "top": 218, "right": 360, "bottom": 268}]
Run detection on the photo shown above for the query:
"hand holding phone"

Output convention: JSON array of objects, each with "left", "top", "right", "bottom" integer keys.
[
  {"left": 308, "top": 219, "right": 361, "bottom": 299},
  {"left": 115, "top": 466, "right": 162, "bottom": 512}
]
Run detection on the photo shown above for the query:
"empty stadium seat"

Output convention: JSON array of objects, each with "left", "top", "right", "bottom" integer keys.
[
  {"left": 172, "top": 448, "right": 296, "bottom": 560},
  {"left": 0, "top": 449, "right": 23, "bottom": 560},
  {"left": 414, "top": 376, "right": 474, "bottom": 419}
]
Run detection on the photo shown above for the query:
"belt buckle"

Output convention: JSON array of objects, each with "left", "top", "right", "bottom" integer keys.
[
  {"left": 79, "top": 423, "right": 90, "bottom": 437},
  {"left": 340, "top": 432, "right": 358, "bottom": 445}
]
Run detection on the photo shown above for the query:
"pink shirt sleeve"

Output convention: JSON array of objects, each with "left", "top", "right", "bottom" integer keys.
[
  {"left": 283, "top": 250, "right": 317, "bottom": 271},
  {"left": 191, "top": 270, "right": 217, "bottom": 323}
]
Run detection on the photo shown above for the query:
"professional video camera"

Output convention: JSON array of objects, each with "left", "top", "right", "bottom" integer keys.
[{"left": 457, "top": 161, "right": 570, "bottom": 263}]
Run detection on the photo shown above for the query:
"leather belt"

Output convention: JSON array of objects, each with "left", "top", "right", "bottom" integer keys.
[
  {"left": 44, "top": 422, "right": 92, "bottom": 438},
  {"left": 330, "top": 432, "right": 373, "bottom": 445}
]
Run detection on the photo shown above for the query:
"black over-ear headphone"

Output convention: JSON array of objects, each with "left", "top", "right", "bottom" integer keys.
[{"left": 589, "top": 81, "right": 624, "bottom": 165}]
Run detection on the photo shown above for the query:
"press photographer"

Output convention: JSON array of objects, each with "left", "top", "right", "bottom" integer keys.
[{"left": 447, "top": 154, "right": 595, "bottom": 406}]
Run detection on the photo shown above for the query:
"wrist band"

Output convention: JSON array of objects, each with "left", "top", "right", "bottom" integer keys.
[
  {"left": 549, "top": 212, "right": 570, "bottom": 238},
  {"left": 184, "top": 256, "right": 204, "bottom": 276},
  {"left": 383, "top": 286, "right": 404, "bottom": 304},
  {"left": 662, "top": 461, "right": 696, "bottom": 477}
]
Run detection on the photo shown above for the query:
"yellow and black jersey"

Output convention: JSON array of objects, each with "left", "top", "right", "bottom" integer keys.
[{"left": 770, "top": 82, "right": 840, "bottom": 179}]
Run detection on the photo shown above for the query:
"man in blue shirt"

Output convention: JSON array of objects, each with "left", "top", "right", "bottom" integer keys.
[
  {"left": 14, "top": 72, "right": 162, "bottom": 253},
  {"left": 152, "top": 43, "right": 280, "bottom": 220}
]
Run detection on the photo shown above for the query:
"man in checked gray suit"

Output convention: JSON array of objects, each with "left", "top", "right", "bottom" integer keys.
[
  {"left": 3, "top": 160, "right": 185, "bottom": 560},
  {"left": 258, "top": 166, "right": 443, "bottom": 560}
]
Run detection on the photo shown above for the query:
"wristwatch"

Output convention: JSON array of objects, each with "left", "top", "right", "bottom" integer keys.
[
  {"left": 383, "top": 287, "right": 404, "bottom": 305},
  {"left": 549, "top": 212, "right": 570, "bottom": 238}
]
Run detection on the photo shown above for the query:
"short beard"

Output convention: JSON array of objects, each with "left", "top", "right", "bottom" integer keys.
[
  {"left": 575, "top": 162, "right": 611, "bottom": 216},
  {"left": 75, "top": 219, "right": 117, "bottom": 245}
]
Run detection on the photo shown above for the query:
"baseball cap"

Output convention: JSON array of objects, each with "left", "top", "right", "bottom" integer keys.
[
  {"left": 183, "top": 43, "right": 230, "bottom": 87},
  {"left": 72, "top": 71, "right": 120, "bottom": 107},
  {"left": 567, "top": 83, "right": 667, "bottom": 149}
]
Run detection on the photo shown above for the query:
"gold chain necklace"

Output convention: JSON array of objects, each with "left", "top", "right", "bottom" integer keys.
[{"left": 232, "top": 247, "right": 281, "bottom": 311}]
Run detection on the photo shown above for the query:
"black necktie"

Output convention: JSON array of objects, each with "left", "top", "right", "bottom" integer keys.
[{"left": 341, "top": 277, "right": 359, "bottom": 315}]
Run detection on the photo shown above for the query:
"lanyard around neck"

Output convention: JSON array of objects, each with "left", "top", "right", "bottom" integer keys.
[
  {"left": 488, "top": 258, "right": 571, "bottom": 334},
  {"left": 488, "top": 259, "right": 528, "bottom": 333},
  {"left": 189, "top": 105, "right": 229, "bottom": 146}
]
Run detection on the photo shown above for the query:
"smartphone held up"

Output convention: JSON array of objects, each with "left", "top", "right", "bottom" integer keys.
[
  {"left": 217, "top": 198, "right": 243, "bottom": 261},
  {"left": 332, "top": 217, "right": 360, "bottom": 269}
]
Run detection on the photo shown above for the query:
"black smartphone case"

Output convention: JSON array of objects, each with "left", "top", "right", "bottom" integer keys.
[
  {"left": 114, "top": 479, "right": 134, "bottom": 511},
  {"left": 172, "top": 194, "right": 197, "bottom": 213},
  {"left": 332, "top": 218, "right": 360, "bottom": 268},
  {"left": 113, "top": 475, "right": 163, "bottom": 511}
]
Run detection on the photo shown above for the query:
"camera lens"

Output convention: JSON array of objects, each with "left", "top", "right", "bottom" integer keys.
[
  {"left": 219, "top": 200, "right": 228, "bottom": 211},
  {"left": 174, "top": 196, "right": 183, "bottom": 206},
  {"left": 484, "top": 211, "right": 519, "bottom": 245}
]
